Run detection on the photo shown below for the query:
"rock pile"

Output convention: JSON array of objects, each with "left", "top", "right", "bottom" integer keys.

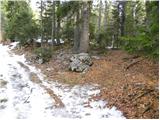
[{"left": 69, "top": 53, "right": 93, "bottom": 72}]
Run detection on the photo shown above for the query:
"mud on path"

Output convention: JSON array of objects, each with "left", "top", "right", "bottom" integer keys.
[{"left": 0, "top": 43, "right": 125, "bottom": 119}]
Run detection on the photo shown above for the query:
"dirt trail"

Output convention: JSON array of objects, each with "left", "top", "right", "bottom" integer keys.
[
  {"left": 0, "top": 43, "right": 125, "bottom": 119},
  {"left": 27, "top": 49, "right": 158, "bottom": 119},
  {"left": 17, "top": 61, "right": 65, "bottom": 108},
  {"left": 11, "top": 43, "right": 159, "bottom": 119}
]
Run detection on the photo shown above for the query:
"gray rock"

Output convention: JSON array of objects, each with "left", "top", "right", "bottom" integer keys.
[
  {"left": 31, "top": 54, "right": 37, "bottom": 60},
  {"left": 0, "top": 105, "right": 6, "bottom": 109},
  {"left": 70, "top": 59, "right": 81, "bottom": 71},
  {"left": 37, "top": 58, "right": 44, "bottom": 64},
  {"left": 0, "top": 80, "right": 8, "bottom": 88},
  {"left": 76, "top": 64, "right": 89, "bottom": 72},
  {"left": 92, "top": 56, "right": 100, "bottom": 60},
  {"left": 0, "top": 98, "right": 8, "bottom": 103},
  {"left": 69, "top": 53, "right": 93, "bottom": 72}
]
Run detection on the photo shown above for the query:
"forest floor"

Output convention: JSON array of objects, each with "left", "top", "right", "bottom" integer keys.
[{"left": 11, "top": 43, "right": 159, "bottom": 119}]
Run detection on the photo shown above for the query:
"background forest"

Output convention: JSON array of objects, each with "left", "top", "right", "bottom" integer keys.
[
  {"left": 0, "top": 0, "right": 159, "bottom": 59},
  {"left": 0, "top": 0, "right": 159, "bottom": 119}
]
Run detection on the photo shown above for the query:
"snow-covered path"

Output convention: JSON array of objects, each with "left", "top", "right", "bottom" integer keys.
[{"left": 0, "top": 43, "right": 125, "bottom": 120}]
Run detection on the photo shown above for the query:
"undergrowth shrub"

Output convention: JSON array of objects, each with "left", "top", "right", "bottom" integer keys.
[{"left": 34, "top": 47, "right": 52, "bottom": 63}]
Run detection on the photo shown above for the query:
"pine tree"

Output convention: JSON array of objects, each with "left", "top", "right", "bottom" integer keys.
[{"left": 4, "top": 0, "right": 37, "bottom": 45}]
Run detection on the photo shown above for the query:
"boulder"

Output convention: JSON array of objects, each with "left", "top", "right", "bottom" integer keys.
[{"left": 69, "top": 53, "right": 93, "bottom": 72}]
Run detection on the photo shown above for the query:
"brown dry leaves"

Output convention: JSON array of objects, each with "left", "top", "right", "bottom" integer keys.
[{"left": 13, "top": 46, "right": 159, "bottom": 119}]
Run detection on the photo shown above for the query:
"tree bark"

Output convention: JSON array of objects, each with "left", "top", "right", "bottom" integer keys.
[
  {"left": 0, "top": 1, "right": 2, "bottom": 42},
  {"left": 40, "top": 0, "right": 44, "bottom": 47},
  {"left": 56, "top": 1, "right": 61, "bottom": 45},
  {"left": 104, "top": 1, "right": 108, "bottom": 31},
  {"left": 73, "top": 10, "right": 80, "bottom": 53},
  {"left": 119, "top": 1, "right": 126, "bottom": 37},
  {"left": 51, "top": 0, "right": 56, "bottom": 45},
  {"left": 98, "top": 0, "right": 102, "bottom": 32},
  {"left": 79, "top": 2, "right": 90, "bottom": 53},
  {"left": 96, "top": 0, "right": 102, "bottom": 43}
]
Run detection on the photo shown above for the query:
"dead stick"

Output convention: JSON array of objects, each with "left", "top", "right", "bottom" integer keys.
[
  {"left": 125, "top": 58, "right": 143, "bottom": 70},
  {"left": 133, "top": 89, "right": 154, "bottom": 101}
]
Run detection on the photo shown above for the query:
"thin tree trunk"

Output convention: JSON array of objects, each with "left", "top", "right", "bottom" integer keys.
[
  {"left": 0, "top": 1, "right": 3, "bottom": 42},
  {"left": 121, "top": 2, "right": 125, "bottom": 37},
  {"left": 51, "top": 0, "right": 56, "bottom": 45},
  {"left": 73, "top": 10, "right": 80, "bottom": 53},
  {"left": 79, "top": 2, "right": 90, "bottom": 53},
  {"left": 56, "top": 1, "right": 60, "bottom": 45},
  {"left": 96, "top": 0, "right": 102, "bottom": 43},
  {"left": 104, "top": 1, "right": 108, "bottom": 31},
  {"left": 118, "top": 1, "right": 126, "bottom": 47},
  {"left": 116, "top": 2, "right": 121, "bottom": 48},
  {"left": 40, "top": 0, "right": 44, "bottom": 47},
  {"left": 98, "top": 0, "right": 102, "bottom": 32}
]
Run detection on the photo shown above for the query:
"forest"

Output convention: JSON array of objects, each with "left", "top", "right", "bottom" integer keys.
[{"left": 0, "top": 0, "right": 159, "bottom": 119}]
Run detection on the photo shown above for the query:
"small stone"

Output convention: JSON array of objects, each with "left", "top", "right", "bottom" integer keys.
[
  {"left": 92, "top": 56, "right": 100, "bottom": 60},
  {"left": 85, "top": 113, "right": 91, "bottom": 116},
  {"left": 0, "top": 80, "right": 8, "bottom": 87},
  {"left": 37, "top": 58, "right": 44, "bottom": 64},
  {"left": 0, "top": 98, "right": 8, "bottom": 103},
  {"left": 0, "top": 105, "right": 6, "bottom": 109}
]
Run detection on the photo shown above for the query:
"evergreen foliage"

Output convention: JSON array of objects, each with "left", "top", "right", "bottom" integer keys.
[
  {"left": 122, "top": 1, "right": 159, "bottom": 59},
  {"left": 1, "top": 0, "right": 158, "bottom": 60},
  {"left": 3, "top": 1, "right": 38, "bottom": 45}
]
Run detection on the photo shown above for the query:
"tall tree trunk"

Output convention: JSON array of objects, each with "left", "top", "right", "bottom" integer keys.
[
  {"left": 119, "top": 1, "right": 126, "bottom": 37},
  {"left": 79, "top": 2, "right": 90, "bottom": 53},
  {"left": 40, "top": 0, "right": 44, "bottom": 47},
  {"left": 118, "top": 1, "right": 126, "bottom": 47},
  {"left": 51, "top": 0, "right": 56, "bottom": 45},
  {"left": 104, "top": 1, "right": 108, "bottom": 31},
  {"left": 73, "top": 10, "right": 80, "bottom": 53},
  {"left": 0, "top": 1, "right": 3, "bottom": 42},
  {"left": 98, "top": 0, "right": 102, "bottom": 32},
  {"left": 56, "top": 1, "right": 60, "bottom": 45},
  {"left": 96, "top": 0, "right": 102, "bottom": 44},
  {"left": 116, "top": 2, "right": 120, "bottom": 48}
]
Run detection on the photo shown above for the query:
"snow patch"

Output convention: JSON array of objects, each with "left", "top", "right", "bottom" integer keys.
[{"left": 0, "top": 42, "right": 125, "bottom": 120}]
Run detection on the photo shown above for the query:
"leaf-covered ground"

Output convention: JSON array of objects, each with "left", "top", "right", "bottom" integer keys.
[
  {"left": 12, "top": 44, "right": 159, "bottom": 119},
  {"left": 0, "top": 42, "right": 125, "bottom": 119}
]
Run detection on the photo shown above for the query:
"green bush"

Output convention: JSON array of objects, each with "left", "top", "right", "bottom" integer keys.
[
  {"left": 121, "top": 1, "right": 159, "bottom": 60},
  {"left": 34, "top": 47, "right": 52, "bottom": 63}
]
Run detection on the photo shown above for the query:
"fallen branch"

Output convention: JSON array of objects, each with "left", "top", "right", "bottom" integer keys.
[
  {"left": 133, "top": 89, "right": 154, "bottom": 101},
  {"left": 125, "top": 58, "right": 143, "bottom": 70},
  {"left": 123, "top": 55, "right": 140, "bottom": 61},
  {"left": 23, "top": 88, "right": 33, "bottom": 103},
  {"left": 24, "top": 96, "right": 30, "bottom": 103},
  {"left": 142, "top": 105, "right": 151, "bottom": 116}
]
